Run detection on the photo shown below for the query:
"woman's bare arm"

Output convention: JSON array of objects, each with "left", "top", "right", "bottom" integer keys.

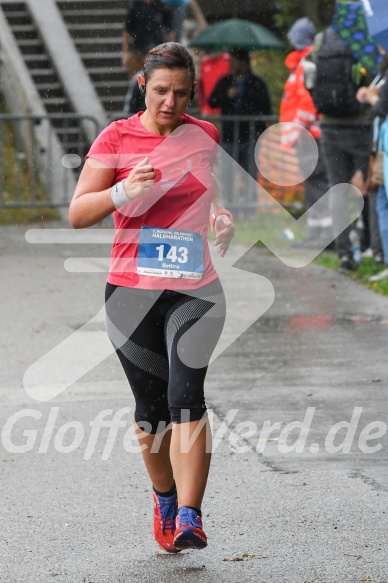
[
  {"left": 69, "top": 160, "right": 116, "bottom": 229},
  {"left": 69, "top": 157, "right": 156, "bottom": 229}
]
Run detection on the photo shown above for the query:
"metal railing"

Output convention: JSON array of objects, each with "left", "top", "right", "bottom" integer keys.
[
  {"left": 198, "top": 114, "right": 303, "bottom": 215},
  {"left": 0, "top": 113, "right": 100, "bottom": 208},
  {"left": 1, "top": 112, "right": 303, "bottom": 212}
]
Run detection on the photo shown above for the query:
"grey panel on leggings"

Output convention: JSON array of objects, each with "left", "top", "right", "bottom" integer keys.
[
  {"left": 165, "top": 293, "right": 225, "bottom": 360},
  {"left": 105, "top": 314, "right": 169, "bottom": 381}
]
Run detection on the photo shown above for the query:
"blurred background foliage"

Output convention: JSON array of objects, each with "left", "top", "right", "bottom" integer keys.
[
  {"left": 197, "top": 0, "right": 337, "bottom": 31},
  {"left": 273, "top": 0, "right": 336, "bottom": 32}
]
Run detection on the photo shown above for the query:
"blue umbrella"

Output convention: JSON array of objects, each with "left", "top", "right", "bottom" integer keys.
[{"left": 362, "top": 0, "right": 388, "bottom": 51}]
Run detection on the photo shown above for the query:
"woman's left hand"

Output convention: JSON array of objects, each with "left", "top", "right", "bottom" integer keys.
[{"left": 213, "top": 215, "right": 235, "bottom": 257}]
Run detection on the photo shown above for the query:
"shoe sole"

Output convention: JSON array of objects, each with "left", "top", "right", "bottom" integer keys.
[
  {"left": 155, "top": 540, "right": 181, "bottom": 553},
  {"left": 174, "top": 529, "right": 207, "bottom": 550}
]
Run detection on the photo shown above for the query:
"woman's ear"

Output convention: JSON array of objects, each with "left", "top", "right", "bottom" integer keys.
[{"left": 138, "top": 74, "right": 146, "bottom": 96}]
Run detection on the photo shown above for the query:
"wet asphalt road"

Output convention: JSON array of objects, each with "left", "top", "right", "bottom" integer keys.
[{"left": 0, "top": 223, "right": 387, "bottom": 583}]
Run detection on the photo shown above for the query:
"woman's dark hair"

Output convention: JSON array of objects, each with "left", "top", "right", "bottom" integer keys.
[{"left": 143, "top": 42, "right": 196, "bottom": 83}]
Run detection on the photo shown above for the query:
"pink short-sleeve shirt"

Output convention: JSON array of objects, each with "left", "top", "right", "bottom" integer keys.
[{"left": 86, "top": 112, "right": 220, "bottom": 290}]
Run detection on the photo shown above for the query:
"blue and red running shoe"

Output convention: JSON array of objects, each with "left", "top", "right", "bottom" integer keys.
[
  {"left": 173, "top": 507, "right": 208, "bottom": 550},
  {"left": 153, "top": 491, "right": 180, "bottom": 553}
]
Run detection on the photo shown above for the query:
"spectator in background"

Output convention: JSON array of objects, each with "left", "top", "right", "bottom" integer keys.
[
  {"left": 280, "top": 17, "right": 332, "bottom": 248},
  {"left": 123, "top": 69, "right": 145, "bottom": 116},
  {"left": 358, "top": 50, "right": 388, "bottom": 280},
  {"left": 122, "top": 0, "right": 174, "bottom": 79},
  {"left": 310, "top": 0, "right": 382, "bottom": 272},
  {"left": 358, "top": 109, "right": 384, "bottom": 265},
  {"left": 208, "top": 49, "right": 272, "bottom": 217},
  {"left": 162, "top": 0, "right": 190, "bottom": 43}
]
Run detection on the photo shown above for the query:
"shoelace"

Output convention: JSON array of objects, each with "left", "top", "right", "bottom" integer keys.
[
  {"left": 178, "top": 508, "right": 199, "bottom": 528},
  {"left": 160, "top": 499, "right": 177, "bottom": 534}
]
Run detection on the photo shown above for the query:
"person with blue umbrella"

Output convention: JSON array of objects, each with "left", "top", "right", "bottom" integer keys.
[
  {"left": 362, "top": 0, "right": 388, "bottom": 52},
  {"left": 357, "top": 44, "right": 388, "bottom": 279}
]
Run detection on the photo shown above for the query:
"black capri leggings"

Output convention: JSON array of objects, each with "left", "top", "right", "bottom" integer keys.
[{"left": 105, "top": 278, "right": 225, "bottom": 433}]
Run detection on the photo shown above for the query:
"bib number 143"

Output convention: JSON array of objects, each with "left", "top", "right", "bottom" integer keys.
[{"left": 156, "top": 244, "right": 188, "bottom": 264}]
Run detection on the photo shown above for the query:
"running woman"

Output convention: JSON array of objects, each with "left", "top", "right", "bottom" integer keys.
[{"left": 69, "top": 42, "right": 234, "bottom": 552}]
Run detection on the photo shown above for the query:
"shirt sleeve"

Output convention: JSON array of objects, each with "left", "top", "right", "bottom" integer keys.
[
  {"left": 86, "top": 123, "right": 120, "bottom": 170},
  {"left": 373, "top": 71, "right": 388, "bottom": 118},
  {"left": 310, "top": 31, "right": 324, "bottom": 64}
]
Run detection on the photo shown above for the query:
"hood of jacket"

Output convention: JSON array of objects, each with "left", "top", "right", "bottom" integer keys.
[{"left": 285, "top": 46, "right": 312, "bottom": 72}]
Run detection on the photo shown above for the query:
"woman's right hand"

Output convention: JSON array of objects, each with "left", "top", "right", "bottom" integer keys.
[
  {"left": 356, "top": 87, "right": 368, "bottom": 103},
  {"left": 123, "top": 157, "right": 156, "bottom": 200}
]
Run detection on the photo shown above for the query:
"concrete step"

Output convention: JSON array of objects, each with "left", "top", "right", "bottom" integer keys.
[
  {"left": 17, "top": 39, "right": 46, "bottom": 55},
  {"left": 98, "top": 86, "right": 128, "bottom": 101},
  {"left": 81, "top": 51, "right": 121, "bottom": 60},
  {"left": 101, "top": 95, "right": 125, "bottom": 111},
  {"left": 93, "top": 84, "right": 128, "bottom": 98},
  {"left": 10, "top": 23, "right": 35, "bottom": 33},
  {"left": 94, "top": 80, "right": 129, "bottom": 91},
  {"left": 30, "top": 69, "right": 60, "bottom": 84},
  {"left": 43, "top": 97, "right": 70, "bottom": 106},
  {"left": 44, "top": 100, "right": 73, "bottom": 114},
  {"left": 51, "top": 118, "right": 85, "bottom": 129},
  {"left": 57, "top": 0, "right": 126, "bottom": 8},
  {"left": 88, "top": 67, "right": 127, "bottom": 84},
  {"left": 17, "top": 38, "right": 42, "bottom": 47},
  {"left": 74, "top": 36, "right": 120, "bottom": 46},
  {"left": 36, "top": 85, "right": 66, "bottom": 99},
  {"left": 0, "top": 1, "right": 26, "bottom": 9},
  {"left": 23, "top": 54, "right": 52, "bottom": 68},
  {"left": 1, "top": 11, "right": 30, "bottom": 25},
  {"left": 12, "top": 28, "right": 38, "bottom": 41},
  {"left": 60, "top": 8, "right": 126, "bottom": 24},
  {"left": 35, "top": 82, "right": 62, "bottom": 91},
  {"left": 81, "top": 54, "right": 122, "bottom": 69},
  {"left": 67, "top": 22, "right": 123, "bottom": 36}
]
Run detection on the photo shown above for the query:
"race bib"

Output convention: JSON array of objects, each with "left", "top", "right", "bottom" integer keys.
[{"left": 137, "top": 227, "right": 204, "bottom": 280}]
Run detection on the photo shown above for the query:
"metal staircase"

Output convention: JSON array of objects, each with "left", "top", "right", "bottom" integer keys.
[
  {"left": 57, "top": 0, "right": 129, "bottom": 117},
  {"left": 1, "top": 1, "right": 86, "bottom": 154}
]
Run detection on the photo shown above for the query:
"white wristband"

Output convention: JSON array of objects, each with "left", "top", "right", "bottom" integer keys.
[{"left": 110, "top": 180, "right": 132, "bottom": 208}]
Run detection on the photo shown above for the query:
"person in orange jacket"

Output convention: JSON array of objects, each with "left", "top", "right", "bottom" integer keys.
[{"left": 280, "top": 17, "right": 332, "bottom": 247}]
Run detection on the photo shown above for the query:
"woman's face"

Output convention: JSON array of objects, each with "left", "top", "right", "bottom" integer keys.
[{"left": 139, "top": 67, "right": 194, "bottom": 134}]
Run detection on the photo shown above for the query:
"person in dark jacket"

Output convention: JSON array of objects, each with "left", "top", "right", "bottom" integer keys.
[
  {"left": 122, "top": 0, "right": 174, "bottom": 79},
  {"left": 122, "top": 0, "right": 174, "bottom": 114},
  {"left": 208, "top": 49, "right": 272, "bottom": 215}
]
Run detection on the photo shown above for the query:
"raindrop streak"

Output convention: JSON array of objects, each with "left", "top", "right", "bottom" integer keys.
[{"left": 62, "top": 154, "right": 81, "bottom": 169}]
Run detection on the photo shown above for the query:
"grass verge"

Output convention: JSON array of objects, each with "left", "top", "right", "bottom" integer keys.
[
  {"left": 317, "top": 253, "right": 388, "bottom": 296},
  {"left": 222, "top": 219, "right": 388, "bottom": 297},
  {"left": 0, "top": 92, "right": 60, "bottom": 226}
]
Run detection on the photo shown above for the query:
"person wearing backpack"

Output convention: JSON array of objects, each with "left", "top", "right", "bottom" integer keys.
[{"left": 310, "top": 0, "right": 383, "bottom": 272}]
